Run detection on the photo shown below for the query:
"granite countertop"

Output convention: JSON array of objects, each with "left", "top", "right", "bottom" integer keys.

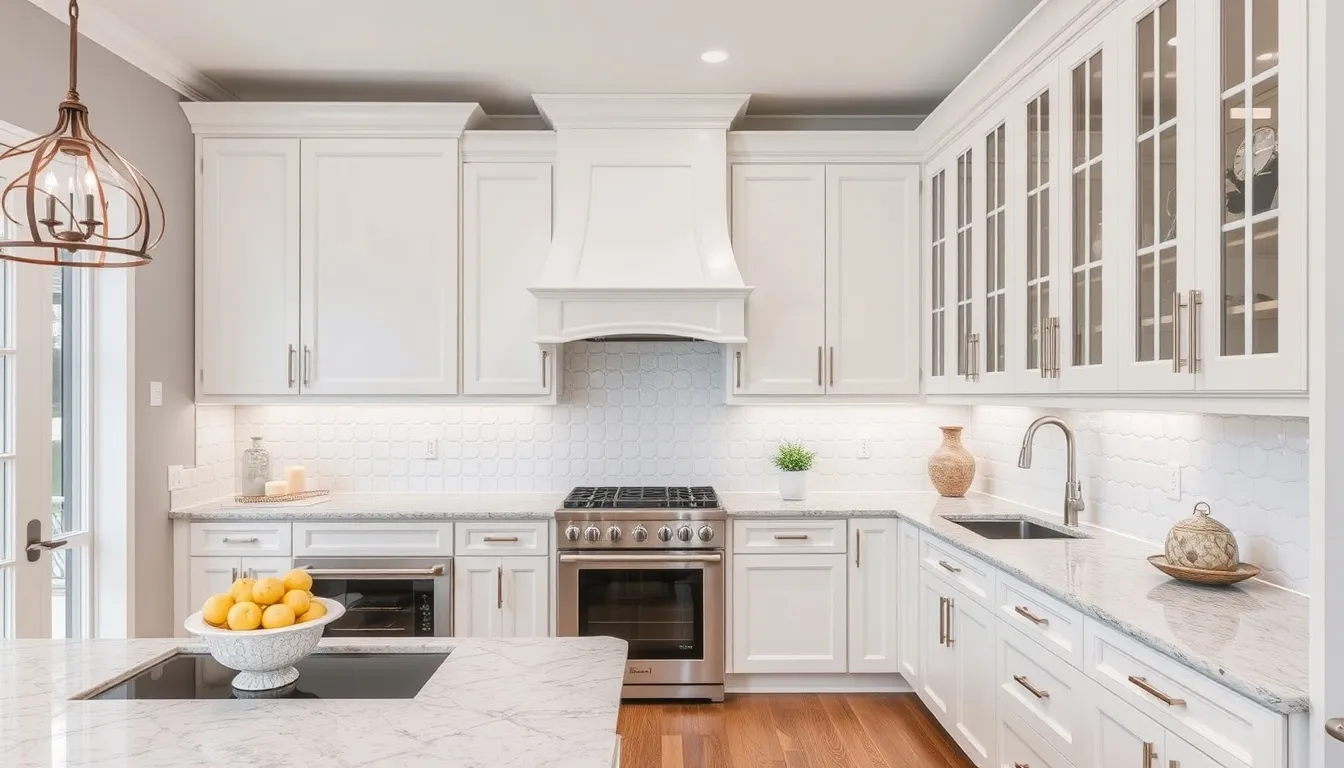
[
  {"left": 169, "top": 492, "right": 566, "bottom": 521},
  {"left": 722, "top": 491, "right": 1309, "bottom": 714},
  {"left": 0, "top": 636, "right": 626, "bottom": 768}
]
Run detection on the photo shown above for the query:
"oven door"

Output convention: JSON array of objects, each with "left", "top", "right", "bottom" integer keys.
[
  {"left": 557, "top": 552, "right": 724, "bottom": 687},
  {"left": 295, "top": 558, "right": 451, "bottom": 637}
]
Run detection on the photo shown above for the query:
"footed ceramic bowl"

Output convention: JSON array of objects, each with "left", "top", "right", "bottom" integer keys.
[{"left": 183, "top": 597, "right": 344, "bottom": 691}]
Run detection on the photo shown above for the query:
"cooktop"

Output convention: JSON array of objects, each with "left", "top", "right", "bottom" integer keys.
[
  {"left": 562, "top": 486, "right": 719, "bottom": 509},
  {"left": 84, "top": 652, "right": 450, "bottom": 700}
]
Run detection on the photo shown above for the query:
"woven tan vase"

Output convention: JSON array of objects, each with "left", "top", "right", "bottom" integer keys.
[
  {"left": 1164, "top": 501, "right": 1240, "bottom": 572},
  {"left": 928, "top": 426, "right": 976, "bottom": 498}
]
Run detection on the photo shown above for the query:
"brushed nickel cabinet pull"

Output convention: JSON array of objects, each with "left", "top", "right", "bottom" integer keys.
[
  {"left": 303, "top": 345, "right": 312, "bottom": 387},
  {"left": 944, "top": 596, "right": 955, "bottom": 646},
  {"left": 1189, "top": 289, "right": 1203, "bottom": 374},
  {"left": 938, "top": 596, "right": 947, "bottom": 645},
  {"left": 1039, "top": 323, "right": 1048, "bottom": 378},
  {"left": 817, "top": 346, "right": 823, "bottom": 386},
  {"left": 1015, "top": 764, "right": 1030, "bottom": 768},
  {"left": 231, "top": 566, "right": 238, "bottom": 582},
  {"left": 938, "top": 559, "right": 961, "bottom": 574},
  {"left": 484, "top": 536, "right": 519, "bottom": 543},
  {"left": 1328, "top": 717, "right": 1344, "bottom": 743},
  {"left": 855, "top": 530, "right": 861, "bottom": 568},
  {"left": 1014, "top": 605, "right": 1049, "bottom": 625},
  {"left": 287, "top": 344, "right": 296, "bottom": 388},
  {"left": 1051, "top": 317, "right": 1061, "bottom": 377},
  {"left": 222, "top": 536, "right": 259, "bottom": 544},
  {"left": 829, "top": 346, "right": 835, "bottom": 387},
  {"left": 1128, "top": 675, "right": 1186, "bottom": 706},
  {"left": 1172, "top": 291, "right": 1187, "bottom": 373},
  {"left": 1142, "top": 741, "right": 1157, "bottom": 767},
  {"left": 1169, "top": 762, "right": 1181, "bottom": 768},
  {"left": 1013, "top": 674, "right": 1050, "bottom": 699},
  {"left": 735, "top": 350, "right": 742, "bottom": 389},
  {"left": 497, "top": 566, "right": 503, "bottom": 609},
  {"left": 541, "top": 350, "right": 549, "bottom": 387},
  {"left": 773, "top": 533, "right": 810, "bottom": 541}
]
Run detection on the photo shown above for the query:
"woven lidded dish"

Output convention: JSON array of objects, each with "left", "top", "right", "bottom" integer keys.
[{"left": 1163, "top": 501, "right": 1239, "bottom": 572}]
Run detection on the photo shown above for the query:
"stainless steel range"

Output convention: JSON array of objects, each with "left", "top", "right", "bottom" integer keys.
[{"left": 555, "top": 486, "right": 725, "bottom": 702}]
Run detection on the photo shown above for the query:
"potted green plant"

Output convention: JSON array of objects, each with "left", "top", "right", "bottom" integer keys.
[{"left": 772, "top": 440, "right": 815, "bottom": 501}]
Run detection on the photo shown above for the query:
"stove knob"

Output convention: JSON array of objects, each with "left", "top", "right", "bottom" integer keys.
[
  {"left": 607, "top": 526, "right": 622, "bottom": 542},
  {"left": 698, "top": 525, "right": 715, "bottom": 542},
  {"left": 657, "top": 525, "right": 673, "bottom": 542},
  {"left": 564, "top": 525, "right": 581, "bottom": 542},
  {"left": 631, "top": 525, "right": 649, "bottom": 543},
  {"left": 676, "top": 525, "right": 694, "bottom": 543},
  {"left": 583, "top": 526, "right": 601, "bottom": 542}
]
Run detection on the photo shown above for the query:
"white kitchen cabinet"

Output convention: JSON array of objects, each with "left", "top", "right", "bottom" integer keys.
[
  {"left": 918, "top": 568, "right": 957, "bottom": 721},
  {"left": 1164, "top": 732, "right": 1224, "bottom": 768},
  {"left": 1014, "top": 62, "right": 1064, "bottom": 393},
  {"left": 197, "top": 138, "right": 301, "bottom": 396},
  {"left": 924, "top": 163, "right": 953, "bottom": 395},
  {"left": 731, "top": 553, "right": 847, "bottom": 673},
  {"left": 1089, "top": 685, "right": 1168, "bottom": 768},
  {"left": 187, "top": 556, "right": 292, "bottom": 613},
  {"left": 242, "top": 557, "right": 293, "bottom": 582},
  {"left": 462, "top": 162, "right": 556, "bottom": 396},
  {"left": 950, "top": 585, "right": 996, "bottom": 767},
  {"left": 824, "top": 165, "right": 920, "bottom": 395},
  {"left": 454, "top": 555, "right": 550, "bottom": 639},
  {"left": 299, "top": 138, "right": 460, "bottom": 395},
  {"left": 896, "top": 519, "right": 922, "bottom": 684},
  {"left": 730, "top": 164, "right": 827, "bottom": 395},
  {"left": 847, "top": 517, "right": 900, "bottom": 673}
]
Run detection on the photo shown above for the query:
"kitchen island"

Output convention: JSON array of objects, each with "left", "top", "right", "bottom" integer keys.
[{"left": 0, "top": 635, "right": 627, "bottom": 768}]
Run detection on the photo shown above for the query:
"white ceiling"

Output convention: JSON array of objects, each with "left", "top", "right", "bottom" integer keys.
[{"left": 86, "top": 0, "right": 1042, "bottom": 115}]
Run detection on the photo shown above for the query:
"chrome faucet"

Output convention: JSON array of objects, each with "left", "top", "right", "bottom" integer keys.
[{"left": 1018, "top": 416, "right": 1085, "bottom": 527}]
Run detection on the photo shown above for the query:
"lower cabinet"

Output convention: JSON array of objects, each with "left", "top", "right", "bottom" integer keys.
[
  {"left": 453, "top": 555, "right": 549, "bottom": 638},
  {"left": 999, "top": 707, "right": 1072, "bottom": 768},
  {"left": 187, "top": 556, "right": 292, "bottom": 611},
  {"left": 918, "top": 567, "right": 995, "bottom": 767},
  {"left": 848, "top": 518, "right": 900, "bottom": 673},
  {"left": 732, "top": 552, "right": 848, "bottom": 673},
  {"left": 1089, "top": 686, "right": 1223, "bottom": 768},
  {"left": 919, "top": 570, "right": 957, "bottom": 720}
]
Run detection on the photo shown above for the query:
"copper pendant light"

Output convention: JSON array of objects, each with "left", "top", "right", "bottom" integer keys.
[{"left": 0, "top": 0, "right": 164, "bottom": 267}]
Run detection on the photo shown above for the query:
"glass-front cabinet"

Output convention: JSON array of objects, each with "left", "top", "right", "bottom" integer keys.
[
  {"left": 1017, "top": 64, "right": 1061, "bottom": 393},
  {"left": 925, "top": 166, "right": 950, "bottom": 394}
]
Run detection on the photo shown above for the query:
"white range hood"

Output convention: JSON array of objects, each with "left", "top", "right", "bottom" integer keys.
[{"left": 529, "top": 95, "right": 753, "bottom": 343}]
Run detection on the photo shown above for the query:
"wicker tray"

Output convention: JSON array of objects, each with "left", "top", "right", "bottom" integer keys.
[
  {"left": 233, "top": 489, "right": 331, "bottom": 505},
  {"left": 1147, "top": 554, "right": 1260, "bottom": 586}
]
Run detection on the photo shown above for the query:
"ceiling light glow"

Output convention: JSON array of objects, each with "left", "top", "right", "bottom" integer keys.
[
  {"left": 1256, "top": 51, "right": 1279, "bottom": 62},
  {"left": 700, "top": 50, "right": 729, "bottom": 64}
]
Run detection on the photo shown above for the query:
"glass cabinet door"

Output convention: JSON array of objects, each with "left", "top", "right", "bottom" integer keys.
[
  {"left": 1195, "top": 0, "right": 1304, "bottom": 391},
  {"left": 984, "top": 122, "right": 1008, "bottom": 378},
  {"left": 1021, "top": 73, "right": 1060, "bottom": 391},
  {"left": 926, "top": 168, "right": 950, "bottom": 392},
  {"left": 954, "top": 147, "right": 978, "bottom": 383}
]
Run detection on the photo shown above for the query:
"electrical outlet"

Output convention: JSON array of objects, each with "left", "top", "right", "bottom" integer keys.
[
  {"left": 1165, "top": 463, "right": 1183, "bottom": 500},
  {"left": 148, "top": 381, "right": 163, "bottom": 407},
  {"left": 411, "top": 440, "right": 438, "bottom": 460},
  {"left": 424, "top": 440, "right": 438, "bottom": 459},
  {"left": 858, "top": 440, "right": 870, "bottom": 459},
  {"left": 167, "top": 464, "right": 185, "bottom": 491}
]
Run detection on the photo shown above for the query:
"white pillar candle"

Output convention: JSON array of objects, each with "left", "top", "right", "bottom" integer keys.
[
  {"left": 284, "top": 466, "right": 307, "bottom": 494},
  {"left": 264, "top": 480, "right": 289, "bottom": 497}
]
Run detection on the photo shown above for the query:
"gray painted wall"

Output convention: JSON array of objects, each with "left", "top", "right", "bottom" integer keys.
[{"left": 1, "top": 0, "right": 194, "bottom": 636}]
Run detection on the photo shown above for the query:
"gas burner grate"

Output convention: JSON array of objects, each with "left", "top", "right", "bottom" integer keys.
[{"left": 562, "top": 486, "right": 720, "bottom": 509}]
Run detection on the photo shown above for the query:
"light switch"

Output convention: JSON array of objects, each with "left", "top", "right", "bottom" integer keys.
[
  {"left": 167, "top": 464, "right": 185, "bottom": 491},
  {"left": 149, "top": 381, "right": 163, "bottom": 407}
]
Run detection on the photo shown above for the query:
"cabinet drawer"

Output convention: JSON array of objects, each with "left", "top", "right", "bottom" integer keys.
[
  {"left": 997, "top": 572, "right": 1084, "bottom": 666},
  {"left": 189, "top": 522, "right": 292, "bottom": 556},
  {"left": 733, "top": 519, "right": 848, "bottom": 554},
  {"left": 998, "top": 621, "right": 1086, "bottom": 764},
  {"left": 1084, "top": 620, "right": 1284, "bottom": 768},
  {"left": 999, "top": 707, "right": 1074, "bottom": 768},
  {"left": 919, "top": 532, "right": 993, "bottom": 605},
  {"left": 455, "top": 521, "right": 548, "bottom": 555},
  {"left": 293, "top": 522, "right": 454, "bottom": 557}
]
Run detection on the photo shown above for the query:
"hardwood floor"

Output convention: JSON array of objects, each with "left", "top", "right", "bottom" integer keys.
[{"left": 616, "top": 694, "right": 974, "bottom": 768}]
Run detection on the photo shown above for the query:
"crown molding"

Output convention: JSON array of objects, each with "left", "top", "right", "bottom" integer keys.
[
  {"left": 728, "top": 131, "right": 922, "bottom": 164},
  {"left": 460, "top": 131, "right": 557, "bottom": 163},
  {"left": 27, "top": 0, "right": 235, "bottom": 102},
  {"left": 533, "top": 94, "right": 751, "bottom": 130},
  {"left": 179, "top": 102, "right": 487, "bottom": 137}
]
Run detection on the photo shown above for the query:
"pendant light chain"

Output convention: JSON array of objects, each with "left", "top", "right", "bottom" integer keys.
[{"left": 67, "top": 0, "right": 80, "bottom": 102}]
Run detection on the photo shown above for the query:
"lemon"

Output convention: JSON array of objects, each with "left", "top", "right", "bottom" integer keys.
[
  {"left": 298, "top": 599, "right": 327, "bottom": 623},
  {"left": 251, "top": 577, "right": 286, "bottom": 606},
  {"left": 201, "top": 594, "right": 234, "bottom": 627},
  {"left": 281, "top": 589, "right": 311, "bottom": 617},
  {"left": 282, "top": 568, "right": 313, "bottom": 593},
  {"left": 226, "top": 601, "right": 262, "bottom": 631},
  {"left": 228, "top": 578, "right": 256, "bottom": 604},
  {"left": 261, "top": 603, "right": 296, "bottom": 629}
]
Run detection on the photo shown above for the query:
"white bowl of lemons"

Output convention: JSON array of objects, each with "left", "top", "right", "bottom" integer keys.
[{"left": 183, "top": 568, "right": 345, "bottom": 691}]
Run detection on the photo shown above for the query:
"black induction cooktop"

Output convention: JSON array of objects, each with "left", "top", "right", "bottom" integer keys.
[
  {"left": 562, "top": 486, "right": 719, "bottom": 509},
  {"left": 85, "top": 652, "right": 450, "bottom": 700}
]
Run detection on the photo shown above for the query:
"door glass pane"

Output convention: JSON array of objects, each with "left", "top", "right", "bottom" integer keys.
[
  {"left": 930, "top": 171, "right": 946, "bottom": 378},
  {"left": 1251, "top": 220, "right": 1279, "bottom": 353},
  {"left": 1090, "top": 266, "right": 1104, "bottom": 364},
  {"left": 1138, "top": 137, "right": 1155, "bottom": 250},
  {"left": 1041, "top": 91, "right": 1051, "bottom": 177},
  {"left": 1138, "top": 12, "right": 1156, "bottom": 133},
  {"left": 1223, "top": 0, "right": 1246, "bottom": 89},
  {"left": 1073, "top": 271, "right": 1085, "bottom": 364},
  {"left": 1250, "top": 77, "right": 1280, "bottom": 216},
  {"left": 1138, "top": 253, "right": 1155, "bottom": 362},
  {"left": 1027, "top": 101, "right": 1040, "bottom": 190},
  {"left": 1159, "top": 1, "right": 1178, "bottom": 121},
  {"left": 1089, "top": 164, "right": 1104, "bottom": 264},
  {"left": 956, "top": 150, "right": 974, "bottom": 377},
  {"left": 1224, "top": 92, "right": 1247, "bottom": 224},
  {"left": 1251, "top": 0, "right": 1279, "bottom": 77},
  {"left": 1089, "top": 53, "right": 1104, "bottom": 160},
  {"left": 578, "top": 569, "right": 703, "bottom": 660},
  {"left": 1073, "top": 172, "right": 1087, "bottom": 268},
  {"left": 1159, "top": 247, "right": 1178, "bottom": 360},
  {"left": 51, "top": 546, "right": 85, "bottom": 639},
  {"left": 1073, "top": 65, "right": 1088, "bottom": 166},
  {"left": 1223, "top": 230, "right": 1247, "bottom": 355},
  {"left": 1028, "top": 283, "right": 1040, "bottom": 369},
  {"left": 1159, "top": 128, "right": 1179, "bottom": 242},
  {"left": 1040, "top": 187, "right": 1051, "bottom": 278}
]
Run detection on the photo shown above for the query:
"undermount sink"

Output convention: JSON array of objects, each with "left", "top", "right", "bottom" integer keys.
[{"left": 948, "top": 518, "right": 1085, "bottom": 540}]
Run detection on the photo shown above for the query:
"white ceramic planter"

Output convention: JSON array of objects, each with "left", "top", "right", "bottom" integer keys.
[
  {"left": 183, "top": 597, "right": 345, "bottom": 691},
  {"left": 778, "top": 470, "right": 810, "bottom": 501}
]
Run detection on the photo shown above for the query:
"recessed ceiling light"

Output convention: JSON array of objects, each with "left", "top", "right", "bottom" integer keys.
[
  {"left": 700, "top": 50, "right": 729, "bottom": 64},
  {"left": 1256, "top": 51, "right": 1279, "bottom": 62}
]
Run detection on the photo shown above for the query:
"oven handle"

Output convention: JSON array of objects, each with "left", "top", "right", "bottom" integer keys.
[
  {"left": 558, "top": 553, "right": 722, "bottom": 564},
  {"left": 300, "top": 564, "right": 447, "bottom": 577}
]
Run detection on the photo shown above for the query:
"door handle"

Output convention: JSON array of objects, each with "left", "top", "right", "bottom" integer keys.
[
  {"left": 1172, "top": 291, "right": 1187, "bottom": 373},
  {"left": 736, "top": 350, "right": 743, "bottom": 389},
  {"left": 944, "top": 596, "right": 955, "bottom": 646},
  {"left": 938, "top": 596, "right": 947, "bottom": 645},
  {"left": 287, "top": 344, "right": 296, "bottom": 388},
  {"left": 773, "top": 533, "right": 810, "bottom": 541},
  {"left": 497, "top": 566, "right": 503, "bottom": 610},
  {"left": 303, "top": 345, "right": 312, "bottom": 387},
  {"left": 1189, "top": 289, "right": 1203, "bottom": 374},
  {"left": 483, "top": 536, "right": 519, "bottom": 543},
  {"left": 938, "top": 559, "right": 962, "bottom": 574},
  {"left": 829, "top": 346, "right": 835, "bottom": 387},
  {"left": 1326, "top": 717, "right": 1344, "bottom": 743},
  {"left": 1128, "top": 675, "right": 1186, "bottom": 706},
  {"left": 541, "top": 350, "right": 549, "bottom": 388},
  {"left": 1014, "top": 605, "right": 1049, "bottom": 625},
  {"left": 817, "top": 346, "right": 823, "bottom": 386},
  {"left": 1051, "top": 317, "right": 1061, "bottom": 377},
  {"left": 221, "top": 536, "right": 259, "bottom": 544},
  {"left": 855, "top": 530, "right": 861, "bottom": 568},
  {"left": 1142, "top": 741, "right": 1157, "bottom": 767},
  {"left": 25, "top": 519, "right": 67, "bottom": 562},
  {"left": 230, "top": 567, "right": 238, "bottom": 582},
  {"left": 1013, "top": 674, "right": 1050, "bottom": 699}
]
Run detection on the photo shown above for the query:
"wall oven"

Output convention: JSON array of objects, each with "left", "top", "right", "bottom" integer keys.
[
  {"left": 295, "top": 557, "right": 451, "bottom": 637},
  {"left": 555, "top": 489, "right": 726, "bottom": 702}
]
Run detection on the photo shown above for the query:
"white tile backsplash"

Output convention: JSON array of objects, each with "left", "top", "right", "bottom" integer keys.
[
  {"left": 965, "top": 406, "right": 1309, "bottom": 592},
  {"left": 175, "top": 341, "right": 1309, "bottom": 594}
]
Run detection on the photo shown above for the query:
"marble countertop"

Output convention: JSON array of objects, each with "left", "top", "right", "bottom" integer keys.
[
  {"left": 0, "top": 636, "right": 626, "bottom": 768},
  {"left": 722, "top": 491, "right": 1308, "bottom": 714},
  {"left": 169, "top": 492, "right": 566, "bottom": 520}
]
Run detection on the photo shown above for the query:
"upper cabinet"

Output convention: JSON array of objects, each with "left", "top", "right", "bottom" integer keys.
[
  {"left": 921, "top": 0, "right": 1306, "bottom": 409},
  {"left": 730, "top": 151, "right": 920, "bottom": 399}
]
